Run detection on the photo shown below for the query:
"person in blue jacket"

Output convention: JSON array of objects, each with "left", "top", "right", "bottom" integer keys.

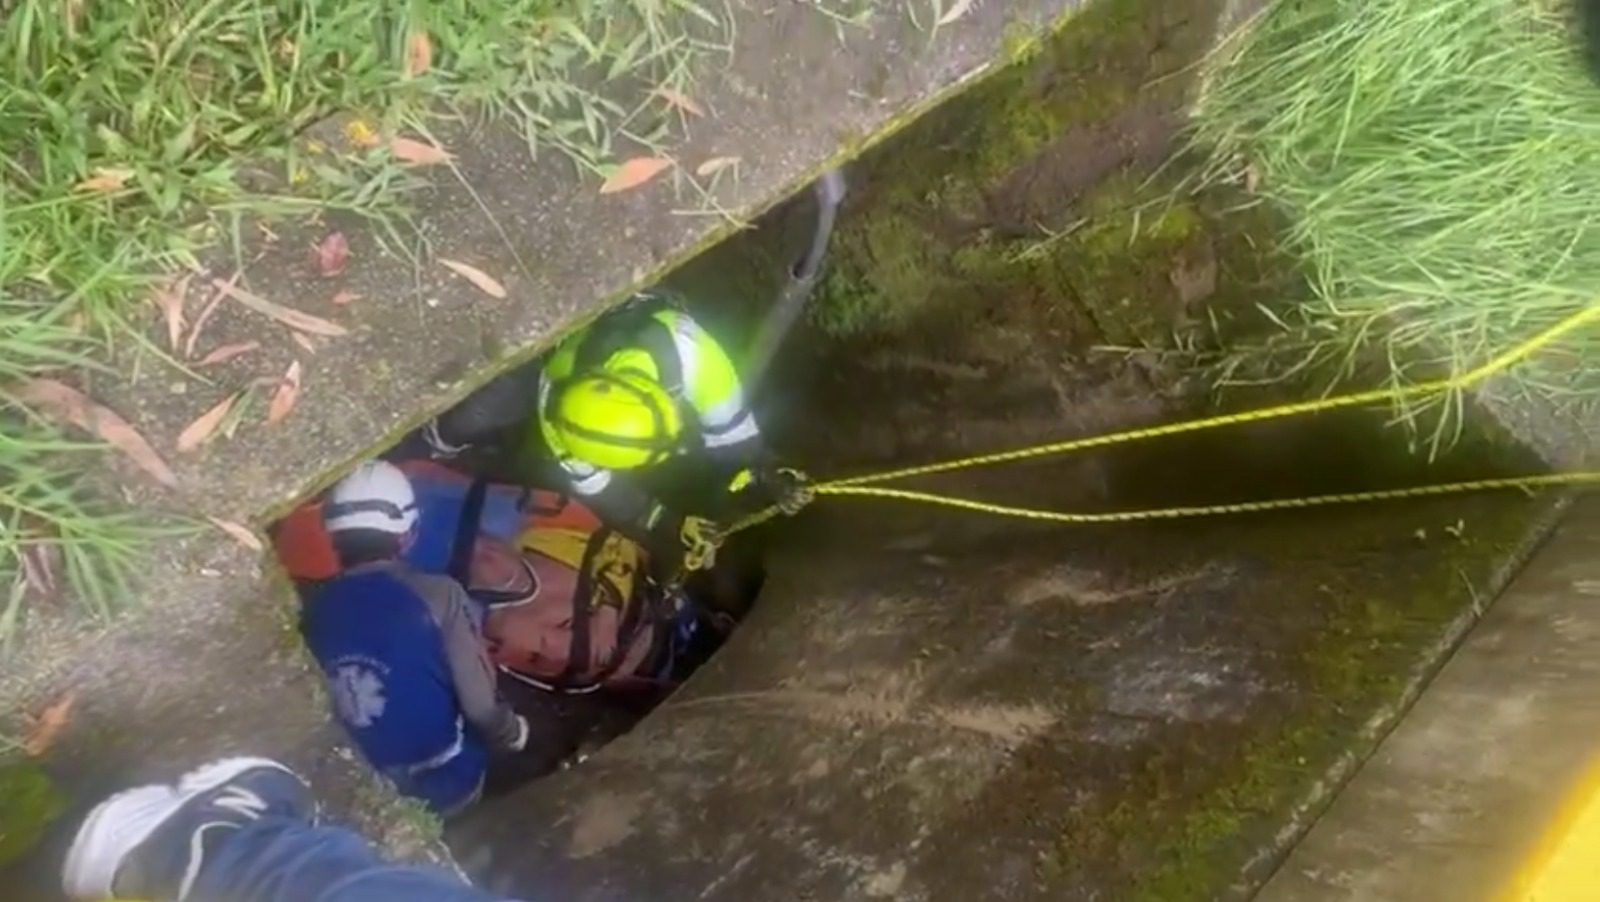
[{"left": 301, "top": 461, "right": 528, "bottom": 816}]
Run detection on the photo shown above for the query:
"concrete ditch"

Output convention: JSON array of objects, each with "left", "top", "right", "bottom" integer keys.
[{"left": 4, "top": 0, "right": 1584, "bottom": 898}]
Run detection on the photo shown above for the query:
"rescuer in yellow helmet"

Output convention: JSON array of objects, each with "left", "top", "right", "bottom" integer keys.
[{"left": 530, "top": 295, "right": 810, "bottom": 572}]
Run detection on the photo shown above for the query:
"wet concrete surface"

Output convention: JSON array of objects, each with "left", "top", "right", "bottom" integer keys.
[
  {"left": 449, "top": 197, "right": 1566, "bottom": 897},
  {"left": 450, "top": 423, "right": 1562, "bottom": 900},
  {"left": 1258, "top": 497, "right": 1600, "bottom": 901}
]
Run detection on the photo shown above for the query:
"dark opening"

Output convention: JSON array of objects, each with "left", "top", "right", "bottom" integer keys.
[{"left": 262, "top": 187, "right": 853, "bottom": 812}]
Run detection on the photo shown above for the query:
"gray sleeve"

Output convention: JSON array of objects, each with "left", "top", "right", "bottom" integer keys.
[{"left": 408, "top": 572, "right": 523, "bottom": 752}]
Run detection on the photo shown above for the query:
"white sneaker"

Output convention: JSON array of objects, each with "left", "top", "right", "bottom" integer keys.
[{"left": 62, "top": 757, "right": 313, "bottom": 901}]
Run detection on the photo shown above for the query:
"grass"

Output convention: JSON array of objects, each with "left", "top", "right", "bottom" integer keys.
[
  {"left": 0, "top": 0, "right": 731, "bottom": 640},
  {"left": 1190, "top": 0, "right": 1600, "bottom": 449}
]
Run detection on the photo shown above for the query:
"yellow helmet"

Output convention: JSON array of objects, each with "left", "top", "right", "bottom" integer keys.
[{"left": 549, "top": 369, "right": 682, "bottom": 470}]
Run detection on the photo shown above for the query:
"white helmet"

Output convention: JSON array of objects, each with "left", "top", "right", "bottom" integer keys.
[{"left": 323, "top": 461, "right": 418, "bottom": 535}]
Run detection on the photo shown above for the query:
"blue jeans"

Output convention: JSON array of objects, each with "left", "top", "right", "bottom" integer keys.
[{"left": 190, "top": 818, "right": 516, "bottom": 902}]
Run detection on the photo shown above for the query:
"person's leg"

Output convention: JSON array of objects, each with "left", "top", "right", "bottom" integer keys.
[
  {"left": 62, "top": 756, "right": 511, "bottom": 902},
  {"left": 188, "top": 818, "right": 505, "bottom": 902}
]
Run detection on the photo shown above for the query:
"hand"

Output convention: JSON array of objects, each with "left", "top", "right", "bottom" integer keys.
[{"left": 764, "top": 467, "right": 814, "bottom": 516}]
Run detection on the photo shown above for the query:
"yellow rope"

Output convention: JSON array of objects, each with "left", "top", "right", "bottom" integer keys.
[
  {"left": 833, "top": 304, "right": 1600, "bottom": 489},
  {"left": 718, "top": 304, "right": 1599, "bottom": 540},
  {"left": 818, "top": 472, "right": 1600, "bottom": 524}
]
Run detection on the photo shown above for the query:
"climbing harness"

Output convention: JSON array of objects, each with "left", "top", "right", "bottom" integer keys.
[{"left": 684, "top": 304, "right": 1600, "bottom": 569}]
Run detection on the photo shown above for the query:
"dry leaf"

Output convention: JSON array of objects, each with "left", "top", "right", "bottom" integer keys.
[
  {"left": 290, "top": 332, "right": 319, "bottom": 354},
  {"left": 185, "top": 270, "right": 240, "bottom": 358},
  {"left": 150, "top": 274, "right": 191, "bottom": 351},
  {"left": 206, "top": 516, "right": 264, "bottom": 552},
  {"left": 213, "top": 278, "right": 348, "bottom": 337},
  {"left": 330, "top": 289, "right": 362, "bottom": 306},
  {"left": 14, "top": 379, "right": 177, "bottom": 487},
  {"left": 24, "top": 692, "right": 76, "bottom": 757},
  {"left": 18, "top": 542, "right": 59, "bottom": 599},
  {"left": 344, "top": 119, "right": 381, "bottom": 149},
  {"left": 405, "top": 31, "right": 433, "bottom": 77},
  {"left": 694, "top": 156, "right": 741, "bottom": 178},
  {"left": 268, "top": 361, "right": 303, "bottom": 425},
  {"left": 312, "top": 232, "right": 349, "bottom": 278},
  {"left": 439, "top": 259, "right": 508, "bottom": 299},
  {"left": 197, "top": 341, "right": 260, "bottom": 366},
  {"left": 936, "top": 0, "right": 976, "bottom": 25},
  {"left": 73, "top": 167, "right": 135, "bottom": 194},
  {"left": 655, "top": 88, "right": 705, "bottom": 117},
  {"left": 600, "top": 156, "right": 673, "bottom": 194},
  {"left": 390, "top": 136, "right": 453, "bottom": 165},
  {"left": 178, "top": 392, "right": 240, "bottom": 453}
]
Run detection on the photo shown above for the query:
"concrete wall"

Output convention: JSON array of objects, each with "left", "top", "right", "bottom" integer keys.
[{"left": 446, "top": 5, "right": 1568, "bottom": 896}]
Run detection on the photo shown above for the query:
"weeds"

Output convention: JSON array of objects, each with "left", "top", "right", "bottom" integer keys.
[
  {"left": 1191, "top": 0, "right": 1600, "bottom": 448},
  {"left": 0, "top": 0, "right": 722, "bottom": 640}
]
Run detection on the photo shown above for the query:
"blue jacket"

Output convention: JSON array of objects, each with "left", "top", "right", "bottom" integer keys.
[{"left": 302, "top": 561, "right": 517, "bottom": 813}]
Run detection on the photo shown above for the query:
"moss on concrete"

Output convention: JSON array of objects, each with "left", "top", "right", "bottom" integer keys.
[
  {"left": 0, "top": 761, "right": 65, "bottom": 870},
  {"left": 811, "top": 0, "right": 1231, "bottom": 340},
  {"left": 1055, "top": 493, "right": 1556, "bottom": 901}
]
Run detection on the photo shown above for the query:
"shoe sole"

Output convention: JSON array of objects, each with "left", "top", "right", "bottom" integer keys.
[
  {"left": 61, "top": 758, "right": 304, "bottom": 900},
  {"left": 62, "top": 784, "right": 180, "bottom": 899}
]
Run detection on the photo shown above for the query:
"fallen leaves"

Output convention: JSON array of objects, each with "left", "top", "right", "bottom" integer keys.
[
  {"left": 311, "top": 232, "right": 349, "bottom": 278},
  {"left": 177, "top": 392, "right": 240, "bottom": 453},
  {"left": 655, "top": 88, "right": 705, "bottom": 117},
  {"left": 600, "top": 156, "right": 673, "bottom": 194},
  {"left": 207, "top": 516, "right": 264, "bottom": 552},
  {"left": 936, "top": 0, "right": 977, "bottom": 25},
  {"left": 330, "top": 289, "right": 362, "bottom": 306},
  {"left": 440, "top": 259, "right": 507, "bottom": 298},
  {"left": 390, "top": 136, "right": 453, "bottom": 166},
  {"left": 14, "top": 379, "right": 177, "bottom": 487},
  {"left": 185, "top": 270, "right": 241, "bottom": 358},
  {"left": 196, "top": 341, "right": 260, "bottom": 367},
  {"left": 150, "top": 275, "right": 191, "bottom": 352},
  {"left": 73, "top": 167, "right": 135, "bottom": 194},
  {"left": 23, "top": 692, "right": 76, "bottom": 757},
  {"left": 267, "top": 361, "right": 302, "bottom": 425},
  {"left": 405, "top": 31, "right": 433, "bottom": 77},
  {"left": 213, "top": 278, "right": 348, "bottom": 337},
  {"left": 695, "top": 156, "right": 741, "bottom": 178}
]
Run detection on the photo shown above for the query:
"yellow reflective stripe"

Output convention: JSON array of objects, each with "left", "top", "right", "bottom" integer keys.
[
  {"left": 654, "top": 310, "right": 742, "bottom": 421},
  {"left": 544, "top": 332, "right": 581, "bottom": 382}
]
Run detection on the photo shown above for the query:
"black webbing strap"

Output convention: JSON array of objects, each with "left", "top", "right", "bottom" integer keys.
[
  {"left": 555, "top": 527, "right": 611, "bottom": 689},
  {"left": 446, "top": 478, "right": 489, "bottom": 585}
]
